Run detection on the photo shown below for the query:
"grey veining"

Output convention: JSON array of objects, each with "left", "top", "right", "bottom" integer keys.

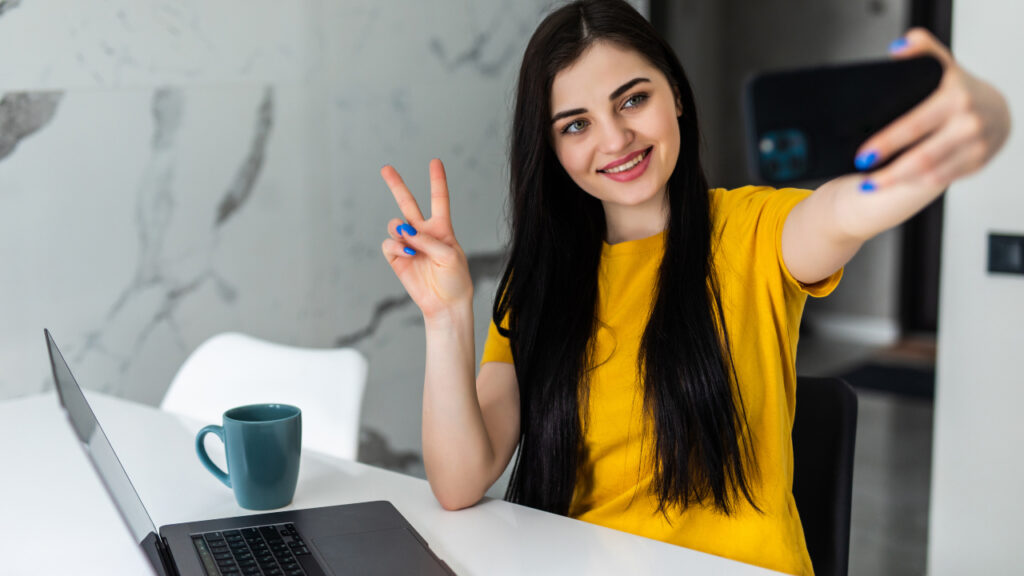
[
  {"left": 216, "top": 87, "right": 273, "bottom": 226},
  {"left": 0, "top": 92, "right": 63, "bottom": 162},
  {"left": 358, "top": 427, "right": 422, "bottom": 473},
  {"left": 70, "top": 87, "right": 276, "bottom": 390},
  {"left": 0, "top": 0, "right": 21, "bottom": 18},
  {"left": 427, "top": 14, "right": 519, "bottom": 78},
  {"left": 334, "top": 250, "right": 506, "bottom": 347}
]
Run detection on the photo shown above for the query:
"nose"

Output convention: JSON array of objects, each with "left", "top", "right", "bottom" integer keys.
[{"left": 597, "top": 116, "right": 634, "bottom": 156}]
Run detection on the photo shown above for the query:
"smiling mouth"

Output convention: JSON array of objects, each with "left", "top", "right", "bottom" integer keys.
[{"left": 597, "top": 146, "right": 653, "bottom": 174}]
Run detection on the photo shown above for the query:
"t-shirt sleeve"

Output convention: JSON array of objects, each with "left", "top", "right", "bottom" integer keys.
[
  {"left": 480, "top": 315, "right": 514, "bottom": 366},
  {"left": 712, "top": 186, "right": 842, "bottom": 298}
]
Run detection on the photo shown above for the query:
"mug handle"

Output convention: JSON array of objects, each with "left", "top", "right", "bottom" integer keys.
[{"left": 196, "top": 425, "right": 231, "bottom": 488}]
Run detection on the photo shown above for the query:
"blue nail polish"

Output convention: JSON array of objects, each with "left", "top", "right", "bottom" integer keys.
[
  {"left": 404, "top": 247, "right": 416, "bottom": 256},
  {"left": 889, "top": 37, "right": 908, "bottom": 53},
  {"left": 855, "top": 150, "right": 879, "bottom": 171},
  {"left": 403, "top": 224, "right": 418, "bottom": 236},
  {"left": 860, "top": 180, "right": 877, "bottom": 192},
  {"left": 397, "top": 224, "right": 404, "bottom": 236}
]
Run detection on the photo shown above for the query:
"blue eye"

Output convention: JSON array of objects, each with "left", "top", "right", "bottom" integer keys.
[
  {"left": 623, "top": 93, "right": 648, "bottom": 109},
  {"left": 562, "top": 119, "right": 588, "bottom": 135}
]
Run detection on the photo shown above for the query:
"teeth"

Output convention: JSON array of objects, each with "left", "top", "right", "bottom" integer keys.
[{"left": 603, "top": 149, "right": 648, "bottom": 173}]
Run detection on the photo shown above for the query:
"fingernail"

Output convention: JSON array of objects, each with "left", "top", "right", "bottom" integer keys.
[
  {"left": 889, "top": 37, "right": 909, "bottom": 53},
  {"left": 860, "top": 179, "right": 878, "bottom": 192},
  {"left": 402, "top": 224, "right": 417, "bottom": 236},
  {"left": 404, "top": 247, "right": 416, "bottom": 256},
  {"left": 855, "top": 150, "right": 879, "bottom": 171},
  {"left": 396, "top": 224, "right": 404, "bottom": 236}
]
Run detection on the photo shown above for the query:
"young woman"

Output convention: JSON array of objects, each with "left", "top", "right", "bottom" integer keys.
[{"left": 378, "top": 1, "right": 1010, "bottom": 573}]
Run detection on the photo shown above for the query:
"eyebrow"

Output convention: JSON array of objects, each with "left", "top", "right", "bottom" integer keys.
[{"left": 550, "top": 77, "right": 651, "bottom": 124}]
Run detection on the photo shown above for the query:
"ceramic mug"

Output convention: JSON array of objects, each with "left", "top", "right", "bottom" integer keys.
[{"left": 195, "top": 403, "right": 302, "bottom": 510}]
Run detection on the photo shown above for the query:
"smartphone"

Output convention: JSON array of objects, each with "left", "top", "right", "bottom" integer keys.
[{"left": 744, "top": 55, "right": 943, "bottom": 185}]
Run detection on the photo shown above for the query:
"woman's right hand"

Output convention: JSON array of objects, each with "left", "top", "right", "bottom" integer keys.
[{"left": 380, "top": 158, "right": 474, "bottom": 321}]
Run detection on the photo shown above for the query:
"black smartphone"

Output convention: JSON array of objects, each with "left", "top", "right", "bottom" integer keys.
[{"left": 744, "top": 55, "right": 943, "bottom": 185}]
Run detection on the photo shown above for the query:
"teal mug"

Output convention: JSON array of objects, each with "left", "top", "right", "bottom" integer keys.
[{"left": 195, "top": 404, "right": 302, "bottom": 510}]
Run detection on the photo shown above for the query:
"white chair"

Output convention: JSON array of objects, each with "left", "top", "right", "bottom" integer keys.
[{"left": 161, "top": 332, "right": 368, "bottom": 460}]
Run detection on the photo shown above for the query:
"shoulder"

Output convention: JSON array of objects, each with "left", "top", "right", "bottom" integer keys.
[
  {"left": 709, "top": 185, "right": 812, "bottom": 213},
  {"left": 709, "top": 185, "right": 813, "bottom": 232}
]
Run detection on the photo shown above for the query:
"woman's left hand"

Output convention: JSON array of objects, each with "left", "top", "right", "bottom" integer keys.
[{"left": 855, "top": 27, "right": 1011, "bottom": 191}]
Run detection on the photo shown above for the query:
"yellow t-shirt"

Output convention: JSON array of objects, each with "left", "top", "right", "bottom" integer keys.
[{"left": 480, "top": 186, "right": 841, "bottom": 576}]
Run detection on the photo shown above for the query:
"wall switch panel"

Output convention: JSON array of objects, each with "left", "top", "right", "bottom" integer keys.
[{"left": 988, "top": 233, "right": 1024, "bottom": 275}]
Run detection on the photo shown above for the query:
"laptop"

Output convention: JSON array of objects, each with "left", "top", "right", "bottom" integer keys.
[{"left": 45, "top": 329, "right": 455, "bottom": 576}]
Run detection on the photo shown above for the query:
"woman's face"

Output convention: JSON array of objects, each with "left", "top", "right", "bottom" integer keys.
[{"left": 549, "top": 41, "right": 682, "bottom": 212}]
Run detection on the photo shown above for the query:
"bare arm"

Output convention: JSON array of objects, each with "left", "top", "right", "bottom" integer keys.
[
  {"left": 421, "top": 306, "right": 519, "bottom": 509},
  {"left": 783, "top": 28, "right": 1011, "bottom": 284},
  {"left": 380, "top": 159, "right": 520, "bottom": 510}
]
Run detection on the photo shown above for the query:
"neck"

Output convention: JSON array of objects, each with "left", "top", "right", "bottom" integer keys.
[{"left": 602, "top": 187, "right": 670, "bottom": 244}]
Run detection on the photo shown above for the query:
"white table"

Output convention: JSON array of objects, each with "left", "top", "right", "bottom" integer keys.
[{"left": 0, "top": 391, "right": 785, "bottom": 575}]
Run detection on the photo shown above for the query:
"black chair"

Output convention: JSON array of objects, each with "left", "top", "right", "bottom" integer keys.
[{"left": 792, "top": 376, "right": 858, "bottom": 576}]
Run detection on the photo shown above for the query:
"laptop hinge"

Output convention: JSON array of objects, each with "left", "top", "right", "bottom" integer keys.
[{"left": 141, "top": 531, "right": 180, "bottom": 576}]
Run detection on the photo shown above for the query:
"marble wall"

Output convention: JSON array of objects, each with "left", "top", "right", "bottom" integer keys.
[{"left": 0, "top": 0, "right": 645, "bottom": 470}]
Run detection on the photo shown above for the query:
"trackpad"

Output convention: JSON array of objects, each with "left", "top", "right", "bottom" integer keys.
[{"left": 311, "top": 528, "right": 449, "bottom": 575}]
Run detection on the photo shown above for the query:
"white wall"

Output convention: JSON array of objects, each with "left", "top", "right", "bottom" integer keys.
[{"left": 929, "top": 0, "right": 1024, "bottom": 573}]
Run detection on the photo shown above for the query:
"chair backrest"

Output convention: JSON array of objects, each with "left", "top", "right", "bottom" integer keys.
[
  {"left": 792, "top": 376, "right": 858, "bottom": 576},
  {"left": 161, "top": 332, "right": 368, "bottom": 460}
]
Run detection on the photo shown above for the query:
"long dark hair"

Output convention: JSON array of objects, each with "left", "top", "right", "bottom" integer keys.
[{"left": 493, "top": 0, "right": 759, "bottom": 517}]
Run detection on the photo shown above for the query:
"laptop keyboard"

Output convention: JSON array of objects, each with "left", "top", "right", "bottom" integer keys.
[{"left": 191, "top": 522, "right": 311, "bottom": 576}]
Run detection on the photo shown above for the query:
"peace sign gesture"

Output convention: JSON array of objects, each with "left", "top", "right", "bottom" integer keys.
[{"left": 381, "top": 158, "right": 474, "bottom": 321}]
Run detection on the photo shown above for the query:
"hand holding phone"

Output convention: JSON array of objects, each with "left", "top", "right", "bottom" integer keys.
[{"left": 744, "top": 56, "right": 943, "bottom": 185}]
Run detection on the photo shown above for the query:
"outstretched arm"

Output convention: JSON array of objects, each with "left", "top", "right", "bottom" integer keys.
[{"left": 782, "top": 28, "right": 1012, "bottom": 285}]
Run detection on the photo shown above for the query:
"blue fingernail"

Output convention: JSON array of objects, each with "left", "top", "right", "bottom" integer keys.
[
  {"left": 397, "top": 224, "right": 404, "bottom": 236},
  {"left": 404, "top": 247, "right": 416, "bottom": 256},
  {"left": 404, "top": 224, "right": 418, "bottom": 236},
  {"left": 855, "top": 150, "right": 879, "bottom": 171},
  {"left": 860, "top": 179, "right": 877, "bottom": 192},
  {"left": 889, "top": 37, "right": 908, "bottom": 53}
]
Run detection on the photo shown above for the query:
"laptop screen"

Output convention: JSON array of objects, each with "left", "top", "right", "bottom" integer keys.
[{"left": 45, "top": 330, "right": 159, "bottom": 545}]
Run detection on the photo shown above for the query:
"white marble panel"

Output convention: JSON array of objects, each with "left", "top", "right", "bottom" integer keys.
[
  {"left": 0, "top": 0, "right": 323, "bottom": 91},
  {"left": 0, "top": 84, "right": 328, "bottom": 405}
]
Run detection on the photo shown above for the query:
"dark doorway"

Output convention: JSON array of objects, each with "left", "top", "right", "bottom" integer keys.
[{"left": 900, "top": 0, "right": 952, "bottom": 334}]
